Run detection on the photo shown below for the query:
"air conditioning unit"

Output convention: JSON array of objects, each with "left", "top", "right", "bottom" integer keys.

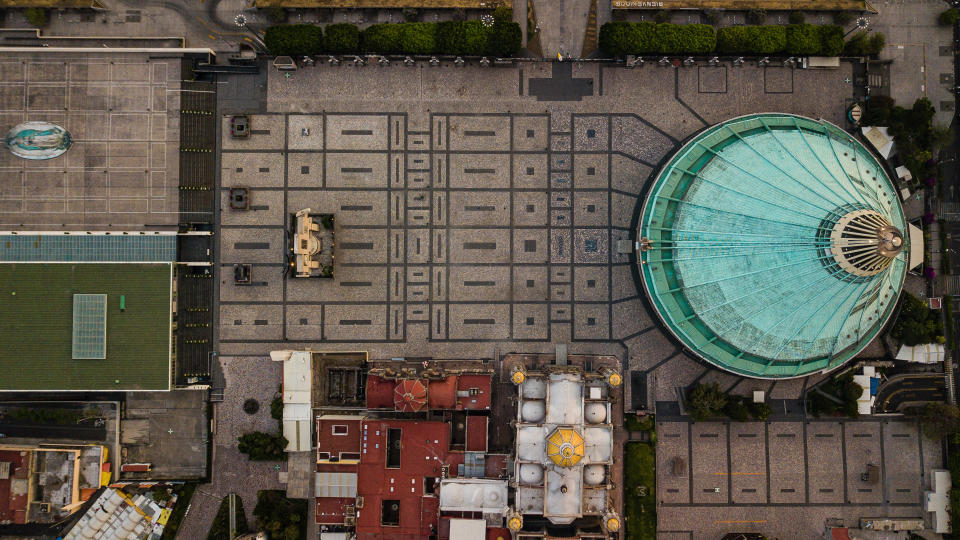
[
  {"left": 356, "top": 496, "right": 364, "bottom": 509},
  {"left": 39, "top": 503, "right": 51, "bottom": 513}
]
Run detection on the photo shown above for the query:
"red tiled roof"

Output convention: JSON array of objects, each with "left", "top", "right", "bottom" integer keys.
[
  {"left": 456, "top": 375, "right": 491, "bottom": 410},
  {"left": 484, "top": 454, "right": 508, "bottom": 478},
  {"left": 317, "top": 418, "right": 362, "bottom": 456},
  {"left": 365, "top": 375, "right": 396, "bottom": 409},
  {"left": 465, "top": 416, "right": 487, "bottom": 452},
  {"left": 428, "top": 376, "right": 457, "bottom": 409},
  {"left": 316, "top": 497, "right": 353, "bottom": 524},
  {"left": 831, "top": 529, "right": 852, "bottom": 540},
  {"left": 0, "top": 450, "right": 28, "bottom": 524}
]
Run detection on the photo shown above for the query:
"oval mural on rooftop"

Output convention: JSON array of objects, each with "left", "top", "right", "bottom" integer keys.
[{"left": 4, "top": 121, "right": 72, "bottom": 160}]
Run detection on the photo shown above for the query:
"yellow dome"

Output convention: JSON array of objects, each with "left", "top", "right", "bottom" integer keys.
[
  {"left": 511, "top": 370, "right": 526, "bottom": 384},
  {"left": 546, "top": 428, "right": 584, "bottom": 467},
  {"left": 508, "top": 516, "right": 523, "bottom": 531},
  {"left": 605, "top": 517, "right": 620, "bottom": 531},
  {"left": 607, "top": 372, "right": 622, "bottom": 386}
]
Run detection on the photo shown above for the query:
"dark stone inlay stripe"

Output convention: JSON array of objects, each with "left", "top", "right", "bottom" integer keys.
[
  {"left": 819, "top": 488, "right": 833, "bottom": 493},
  {"left": 464, "top": 318, "right": 495, "bottom": 324},
  {"left": 814, "top": 434, "right": 833, "bottom": 438},
  {"left": 699, "top": 433, "right": 718, "bottom": 438},
  {"left": 464, "top": 281, "right": 496, "bottom": 286},
  {"left": 249, "top": 205, "right": 269, "bottom": 210},
  {"left": 663, "top": 434, "right": 680, "bottom": 438},
  {"left": 463, "top": 242, "right": 496, "bottom": 250},
  {"left": 464, "top": 168, "right": 496, "bottom": 174},
  {"left": 892, "top": 434, "right": 911, "bottom": 438},
  {"left": 780, "top": 488, "right": 795, "bottom": 493},
  {"left": 341, "top": 242, "right": 374, "bottom": 250},
  {"left": 857, "top": 489, "right": 872, "bottom": 493},
  {"left": 464, "top": 205, "right": 496, "bottom": 211},
  {"left": 341, "top": 167, "right": 373, "bottom": 173},
  {"left": 340, "top": 282, "right": 372, "bottom": 287},
  {"left": 775, "top": 433, "right": 795, "bottom": 438},
  {"left": 342, "top": 129, "right": 373, "bottom": 135},
  {"left": 339, "top": 319, "right": 371, "bottom": 325},
  {"left": 666, "top": 488, "right": 679, "bottom": 493},
  {"left": 464, "top": 130, "right": 496, "bottom": 136},
  {"left": 251, "top": 129, "right": 270, "bottom": 135},
  {"left": 896, "top": 488, "right": 911, "bottom": 492},
  {"left": 234, "top": 242, "right": 269, "bottom": 249},
  {"left": 737, "top": 433, "right": 757, "bottom": 438},
  {"left": 341, "top": 205, "right": 374, "bottom": 211},
  {"left": 254, "top": 320, "right": 268, "bottom": 325},
  {"left": 741, "top": 488, "right": 757, "bottom": 493},
  {"left": 852, "top": 434, "right": 872, "bottom": 438}
]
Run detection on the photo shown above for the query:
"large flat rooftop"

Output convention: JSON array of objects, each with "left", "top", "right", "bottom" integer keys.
[
  {"left": 0, "top": 49, "right": 183, "bottom": 231},
  {"left": 0, "top": 262, "right": 172, "bottom": 390}
]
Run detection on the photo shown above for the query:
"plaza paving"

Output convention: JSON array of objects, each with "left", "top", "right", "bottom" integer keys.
[{"left": 657, "top": 418, "right": 941, "bottom": 539}]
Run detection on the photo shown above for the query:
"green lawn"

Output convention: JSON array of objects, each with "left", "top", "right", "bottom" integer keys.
[
  {"left": 0, "top": 263, "right": 172, "bottom": 390},
  {"left": 624, "top": 442, "right": 656, "bottom": 539}
]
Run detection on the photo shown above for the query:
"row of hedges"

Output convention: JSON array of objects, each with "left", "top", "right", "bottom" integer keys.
[
  {"left": 600, "top": 22, "right": 849, "bottom": 57},
  {"left": 265, "top": 14, "right": 521, "bottom": 57}
]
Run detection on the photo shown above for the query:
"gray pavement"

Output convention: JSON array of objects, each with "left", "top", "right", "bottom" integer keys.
[
  {"left": 657, "top": 418, "right": 940, "bottom": 539},
  {"left": 870, "top": 0, "right": 956, "bottom": 126}
]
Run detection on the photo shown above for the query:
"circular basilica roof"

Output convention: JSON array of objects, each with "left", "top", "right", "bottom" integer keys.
[{"left": 638, "top": 114, "right": 908, "bottom": 379}]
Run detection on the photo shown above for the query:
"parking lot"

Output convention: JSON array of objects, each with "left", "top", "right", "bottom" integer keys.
[{"left": 656, "top": 419, "right": 940, "bottom": 539}]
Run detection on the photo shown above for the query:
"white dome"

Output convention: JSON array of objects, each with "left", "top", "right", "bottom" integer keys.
[
  {"left": 521, "top": 400, "right": 546, "bottom": 423},
  {"left": 521, "top": 378, "right": 546, "bottom": 399},
  {"left": 584, "top": 403, "right": 606, "bottom": 424},
  {"left": 442, "top": 483, "right": 462, "bottom": 503},
  {"left": 584, "top": 464, "right": 606, "bottom": 485},
  {"left": 519, "top": 464, "right": 544, "bottom": 485},
  {"left": 486, "top": 488, "right": 501, "bottom": 503}
]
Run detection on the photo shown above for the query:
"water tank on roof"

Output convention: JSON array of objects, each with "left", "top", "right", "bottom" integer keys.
[
  {"left": 584, "top": 402, "right": 606, "bottom": 424},
  {"left": 521, "top": 400, "right": 546, "bottom": 423}
]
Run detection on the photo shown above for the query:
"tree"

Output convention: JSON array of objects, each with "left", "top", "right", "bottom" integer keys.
[
  {"left": 152, "top": 487, "right": 172, "bottom": 504},
  {"left": 686, "top": 382, "right": 727, "bottom": 421},
  {"left": 237, "top": 431, "right": 288, "bottom": 461},
  {"left": 264, "top": 24, "right": 323, "bottom": 57},
  {"left": 918, "top": 402, "right": 960, "bottom": 439},
  {"left": 266, "top": 6, "right": 286, "bottom": 23},
  {"left": 654, "top": 9, "right": 671, "bottom": 23},
  {"left": 436, "top": 21, "right": 469, "bottom": 55},
  {"left": 746, "top": 9, "right": 766, "bottom": 25},
  {"left": 324, "top": 23, "right": 360, "bottom": 53},
  {"left": 748, "top": 401, "right": 771, "bottom": 421},
  {"left": 939, "top": 8, "right": 960, "bottom": 26},
  {"left": 788, "top": 11, "right": 805, "bottom": 24},
  {"left": 207, "top": 495, "right": 248, "bottom": 540},
  {"left": 723, "top": 395, "right": 751, "bottom": 422},
  {"left": 891, "top": 292, "right": 944, "bottom": 346},
  {"left": 362, "top": 23, "right": 401, "bottom": 54},
  {"left": 930, "top": 123, "right": 955, "bottom": 153},
  {"left": 845, "top": 30, "right": 886, "bottom": 56},
  {"left": 25, "top": 8, "right": 46, "bottom": 28},
  {"left": 818, "top": 24, "right": 845, "bottom": 56},
  {"left": 399, "top": 22, "right": 436, "bottom": 55},
  {"left": 254, "top": 490, "right": 307, "bottom": 540},
  {"left": 270, "top": 393, "right": 283, "bottom": 421}
]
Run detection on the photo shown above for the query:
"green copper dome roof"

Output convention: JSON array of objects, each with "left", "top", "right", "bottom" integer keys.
[{"left": 638, "top": 114, "right": 908, "bottom": 379}]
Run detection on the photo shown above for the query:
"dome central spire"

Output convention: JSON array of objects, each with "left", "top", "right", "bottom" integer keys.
[{"left": 829, "top": 209, "right": 903, "bottom": 277}]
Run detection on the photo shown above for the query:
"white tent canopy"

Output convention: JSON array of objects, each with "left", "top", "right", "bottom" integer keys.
[{"left": 896, "top": 343, "right": 945, "bottom": 364}]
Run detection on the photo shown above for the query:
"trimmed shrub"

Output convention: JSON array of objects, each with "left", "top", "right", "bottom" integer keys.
[
  {"left": 264, "top": 24, "right": 323, "bottom": 56},
  {"left": 598, "top": 21, "right": 638, "bottom": 56},
  {"left": 324, "top": 23, "right": 359, "bottom": 53},
  {"left": 462, "top": 20, "right": 489, "bottom": 55},
  {"left": 818, "top": 24, "right": 845, "bottom": 56},
  {"left": 362, "top": 23, "right": 401, "bottom": 54},
  {"left": 786, "top": 23, "right": 821, "bottom": 55},
  {"left": 656, "top": 23, "right": 715, "bottom": 54},
  {"left": 399, "top": 22, "right": 436, "bottom": 54},
  {"left": 485, "top": 19, "right": 522, "bottom": 57},
  {"left": 717, "top": 25, "right": 786, "bottom": 54},
  {"left": 436, "top": 21, "right": 468, "bottom": 54},
  {"left": 492, "top": 5, "right": 513, "bottom": 22}
]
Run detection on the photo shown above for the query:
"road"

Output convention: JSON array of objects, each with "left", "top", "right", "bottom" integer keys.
[{"left": 874, "top": 373, "right": 946, "bottom": 412}]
